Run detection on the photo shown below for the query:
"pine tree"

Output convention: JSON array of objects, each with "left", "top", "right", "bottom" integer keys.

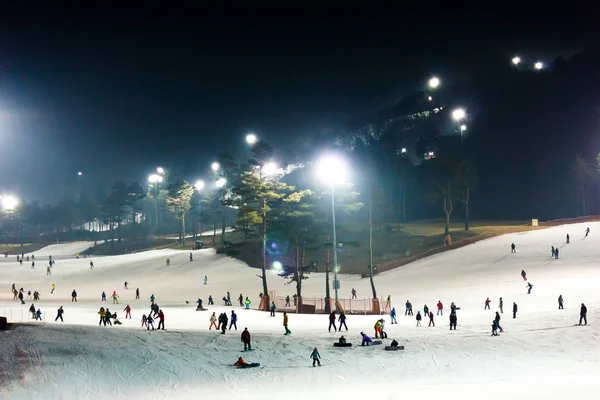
[{"left": 166, "top": 180, "right": 194, "bottom": 246}]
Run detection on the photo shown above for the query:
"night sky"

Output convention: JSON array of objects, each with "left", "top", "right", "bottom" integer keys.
[{"left": 0, "top": 7, "right": 595, "bottom": 208}]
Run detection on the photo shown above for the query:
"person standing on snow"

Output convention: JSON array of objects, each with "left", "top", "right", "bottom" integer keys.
[
  {"left": 136, "top": 288, "right": 140, "bottom": 300},
  {"left": 494, "top": 311, "right": 504, "bottom": 332},
  {"left": 220, "top": 313, "right": 228, "bottom": 334},
  {"left": 449, "top": 309, "right": 457, "bottom": 330},
  {"left": 491, "top": 320, "right": 500, "bottom": 336},
  {"left": 203, "top": 275, "right": 207, "bottom": 285},
  {"left": 124, "top": 304, "right": 132, "bottom": 319},
  {"left": 156, "top": 310, "right": 165, "bottom": 330},
  {"left": 428, "top": 311, "right": 435, "bottom": 326},
  {"left": 112, "top": 291, "right": 119, "bottom": 304},
  {"left": 416, "top": 311, "right": 422, "bottom": 327},
  {"left": 285, "top": 295, "right": 291, "bottom": 307},
  {"left": 513, "top": 302, "right": 518, "bottom": 319},
  {"left": 499, "top": 297, "right": 503, "bottom": 313},
  {"left": 18, "top": 290, "right": 25, "bottom": 304},
  {"left": 244, "top": 297, "right": 251, "bottom": 310},
  {"left": 51, "top": 284, "right": 55, "bottom": 294},
  {"left": 551, "top": 246, "right": 555, "bottom": 257},
  {"left": 390, "top": 307, "right": 397, "bottom": 324},
  {"left": 310, "top": 347, "right": 321, "bottom": 367},
  {"left": 35, "top": 309, "right": 42, "bottom": 321},
  {"left": 527, "top": 282, "right": 533, "bottom": 294},
  {"left": 71, "top": 290, "right": 78, "bottom": 302},
  {"left": 585, "top": 227, "right": 590, "bottom": 237},
  {"left": 566, "top": 234, "right": 570, "bottom": 243},
  {"left": 424, "top": 304, "right": 429, "bottom": 316},
  {"left": 270, "top": 301, "right": 276, "bottom": 317},
  {"left": 98, "top": 307, "right": 106, "bottom": 325},
  {"left": 229, "top": 310, "right": 238, "bottom": 331},
  {"left": 141, "top": 314, "right": 148, "bottom": 328},
  {"left": 150, "top": 294, "right": 155, "bottom": 303},
  {"left": 101, "top": 291, "right": 106, "bottom": 301},
  {"left": 558, "top": 295, "right": 564, "bottom": 310},
  {"left": 89, "top": 261, "right": 94, "bottom": 269},
  {"left": 555, "top": 247, "right": 559, "bottom": 259},
  {"left": 283, "top": 312, "right": 291, "bottom": 335},
  {"left": 579, "top": 303, "right": 588, "bottom": 325},
  {"left": 124, "top": 281, "right": 129, "bottom": 290},
  {"left": 55, "top": 306, "right": 64, "bottom": 322},
  {"left": 146, "top": 314, "right": 155, "bottom": 330},
  {"left": 485, "top": 297, "right": 491, "bottom": 310},
  {"left": 521, "top": 270, "right": 527, "bottom": 281},
  {"left": 47, "top": 266, "right": 51, "bottom": 275},
  {"left": 104, "top": 309, "right": 113, "bottom": 326},
  {"left": 209, "top": 312, "right": 218, "bottom": 330},
  {"left": 238, "top": 294, "right": 244, "bottom": 307},
  {"left": 328, "top": 312, "right": 337, "bottom": 332},
  {"left": 405, "top": 300, "right": 413, "bottom": 316},
  {"left": 437, "top": 301, "right": 443, "bottom": 315},
  {"left": 511, "top": 243, "right": 516, "bottom": 253},
  {"left": 189, "top": 252, "right": 193, "bottom": 262},
  {"left": 208, "top": 295, "right": 214, "bottom": 305},
  {"left": 351, "top": 288, "right": 357, "bottom": 299},
  {"left": 241, "top": 328, "right": 252, "bottom": 351},
  {"left": 338, "top": 312, "right": 348, "bottom": 331},
  {"left": 29, "top": 304, "right": 36, "bottom": 319}
]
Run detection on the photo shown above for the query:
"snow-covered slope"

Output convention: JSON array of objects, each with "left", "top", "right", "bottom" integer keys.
[
  {"left": 1, "top": 223, "right": 600, "bottom": 400},
  {"left": 26, "top": 241, "right": 96, "bottom": 258}
]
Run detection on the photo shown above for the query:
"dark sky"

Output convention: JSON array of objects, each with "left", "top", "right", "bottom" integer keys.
[{"left": 0, "top": 6, "right": 595, "bottom": 203}]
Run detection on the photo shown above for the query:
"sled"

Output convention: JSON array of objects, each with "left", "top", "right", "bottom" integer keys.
[
  {"left": 384, "top": 345, "right": 405, "bottom": 351},
  {"left": 333, "top": 342, "right": 352, "bottom": 347},
  {"left": 237, "top": 362, "right": 261, "bottom": 368},
  {"left": 363, "top": 340, "right": 382, "bottom": 346},
  {"left": 243, "top": 348, "right": 256, "bottom": 352}
]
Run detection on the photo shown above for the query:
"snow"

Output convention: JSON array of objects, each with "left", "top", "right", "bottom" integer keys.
[
  {"left": 23, "top": 241, "right": 96, "bottom": 258},
  {"left": 2, "top": 222, "right": 600, "bottom": 399}
]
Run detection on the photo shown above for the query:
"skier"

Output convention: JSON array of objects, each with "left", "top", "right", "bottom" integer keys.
[
  {"left": 499, "top": 297, "right": 503, "bottom": 313},
  {"left": 270, "top": 301, "right": 276, "bottom": 317},
  {"left": 203, "top": 275, "right": 207, "bottom": 285},
  {"left": 209, "top": 312, "right": 218, "bottom": 330},
  {"left": 105, "top": 309, "right": 113, "bottom": 326},
  {"left": 208, "top": 295, "right": 214, "bottom": 305},
  {"left": 390, "top": 307, "right": 397, "bottom": 324},
  {"left": 449, "top": 309, "right": 457, "bottom": 330},
  {"left": 494, "top": 311, "right": 504, "bottom": 332},
  {"left": 156, "top": 310, "right": 165, "bottom": 330},
  {"left": 142, "top": 314, "right": 148, "bottom": 328},
  {"left": 521, "top": 269, "right": 527, "bottom": 281},
  {"left": 527, "top": 282, "right": 533, "bottom": 294},
  {"left": 124, "top": 304, "right": 131, "bottom": 319},
  {"left": 220, "top": 312, "right": 228, "bottom": 334},
  {"left": 551, "top": 246, "right": 555, "bottom": 257},
  {"left": 310, "top": 347, "right": 321, "bottom": 367},
  {"left": 244, "top": 297, "right": 251, "bottom": 310},
  {"left": 238, "top": 294, "right": 244, "bottom": 307},
  {"left": 555, "top": 247, "right": 559, "bottom": 259},
  {"left": 112, "top": 291, "right": 119, "bottom": 304},
  {"left": 558, "top": 295, "right": 564, "bottom": 310},
  {"left": 47, "top": 266, "right": 51, "bottom": 275},
  {"left": 136, "top": 288, "right": 140, "bottom": 300},
  {"left": 351, "top": 288, "right": 357, "bottom": 299},
  {"left": 98, "top": 307, "right": 106, "bottom": 326},
  {"left": 241, "top": 327, "right": 252, "bottom": 351},
  {"left": 189, "top": 252, "right": 193, "bottom": 261},
  {"left": 511, "top": 243, "right": 516, "bottom": 253},
  {"left": 102, "top": 291, "right": 107, "bottom": 301},
  {"left": 566, "top": 234, "right": 570, "bottom": 244},
  {"left": 360, "top": 332, "right": 373, "bottom": 346},
  {"left": 29, "top": 304, "right": 36, "bottom": 319},
  {"left": 416, "top": 311, "right": 422, "bottom": 327},
  {"left": 585, "top": 227, "right": 590, "bottom": 237},
  {"left": 513, "top": 302, "right": 518, "bottom": 319},
  {"left": 71, "top": 289, "right": 78, "bottom": 302},
  {"left": 55, "top": 306, "right": 64, "bottom": 322},
  {"left": 485, "top": 297, "right": 491, "bottom": 310},
  {"left": 285, "top": 295, "right": 291, "bottom": 307},
  {"left": 18, "top": 290, "right": 25, "bottom": 305},
  {"left": 146, "top": 314, "right": 155, "bottom": 330},
  {"left": 405, "top": 300, "right": 413, "bottom": 316},
  {"left": 424, "top": 304, "right": 429, "bottom": 316},
  {"left": 579, "top": 303, "right": 588, "bottom": 326},
  {"left": 283, "top": 312, "right": 291, "bottom": 335},
  {"left": 328, "top": 311, "right": 337, "bottom": 332},
  {"left": 338, "top": 311, "right": 348, "bottom": 331},
  {"left": 124, "top": 281, "right": 128, "bottom": 290},
  {"left": 89, "top": 261, "right": 94, "bottom": 269},
  {"left": 229, "top": 310, "right": 238, "bottom": 330},
  {"left": 437, "top": 300, "right": 443, "bottom": 315},
  {"left": 428, "top": 311, "right": 435, "bottom": 326}
]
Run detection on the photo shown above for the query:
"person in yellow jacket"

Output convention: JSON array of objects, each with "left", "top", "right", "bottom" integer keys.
[
  {"left": 98, "top": 307, "right": 106, "bottom": 326},
  {"left": 374, "top": 320, "right": 382, "bottom": 338},
  {"left": 283, "top": 312, "right": 291, "bottom": 335},
  {"left": 51, "top": 284, "right": 55, "bottom": 294}
]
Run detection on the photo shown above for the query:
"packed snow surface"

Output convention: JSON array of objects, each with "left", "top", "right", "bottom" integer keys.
[
  {"left": 24, "top": 241, "right": 96, "bottom": 258},
  {"left": 1, "top": 223, "right": 600, "bottom": 400}
]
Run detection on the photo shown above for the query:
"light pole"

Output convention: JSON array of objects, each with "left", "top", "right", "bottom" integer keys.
[
  {"left": 77, "top": 171, "right": 83, "bottom": 199},
  {"left": 148, "top": 174, "right": 163, "bottom": 237},
  {"left": 193, "top": 180, "right": 205, "bottom": 239},
  {"left": 317, "top": 155, "right": 348, "bottom": 307},
  {"left": 452, "top": 108, "right": 466, "bottom": 142}
]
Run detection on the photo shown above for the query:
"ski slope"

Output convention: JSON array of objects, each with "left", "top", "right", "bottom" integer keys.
[
  {"left": 1, "top": 223, "right": 600, "bottom": 400},
  {"left": 24, "top": 241, "right": 96, "bottom": 258}
]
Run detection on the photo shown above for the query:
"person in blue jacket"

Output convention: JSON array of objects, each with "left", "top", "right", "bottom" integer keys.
[
  {"left": 310, "top": 347, "right": 321, "bottom": 367},
  {"left": 361, "top": 332, "right": 373, "bottom": 346},
  {"left": 229, "top": 310, "right": 238, "bottom": 331},
  {"left": 390, "top": 307, "right": 397, "bottom": 324}
]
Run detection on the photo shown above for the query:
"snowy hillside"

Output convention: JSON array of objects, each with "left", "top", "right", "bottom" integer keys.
[
  {"left": 1, "top": 222, "right": 600, "bottom": 399},
  {"left": 22, "top": 241, "right": 96, "bottom": 258}
]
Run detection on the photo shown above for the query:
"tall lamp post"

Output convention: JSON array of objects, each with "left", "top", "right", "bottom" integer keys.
[
  {"left": 452, "top": 108, "right": 466, "bottom": 142},
  {"left": 77, "top": 171, "right": 83, "bottom": 199},
  {"left": 148, "top": 173, "right": 163, "bottom": 237},
  {"left": 193, "top": 180, "right": 205, "bottom": 239},
  {"left": 317, "top": 155, "right": 348, "bottom": 308}
]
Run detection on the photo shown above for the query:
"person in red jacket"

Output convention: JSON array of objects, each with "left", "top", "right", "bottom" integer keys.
[
  {"left": 437, "top": 301, "right": 443, "bottom": 315},
  {"left": 428, "top": 311, "right": 435, "bottom": 326},
  {"left": 124, "top": 304, "right": 132, "bottom": 319},
  {"left": 156, "top": 310, "right": 165, "bottom": 330},
  {"left": 484, "top": 298, "right": 491, "bottom": 310},
  {"left": 241, "top": 327, "right": 252, "bottom": 351}
]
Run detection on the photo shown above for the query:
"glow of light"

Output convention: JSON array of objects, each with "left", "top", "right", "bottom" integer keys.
[
  {"left": 272, "top": 261, "right": 282, "bottom": 271},
  {"left": 317, "top": 154, "right": 348, "bottom": 186},
  {"left": 452, "top": 108, "right": 466, "bottom": 121},
  {"left": 157, "top": 167, "right": 164, "bottom": 174},
  {"left": 263, "top": 161, "right": 278, "bottom": 176},
  {"left": 148, "top": 174, "right": 163, "bottom": 184},
  {"left": 195, "top": 180, "right": 205, "bottom": 191},
  {"left": 216, "top": 178, "right": 227, "bottom": 188},
  {"left": 401, "top": 148, "right": 407, "bottom": 154},
  {"left": 211, "top": 162, "right": 220, "bottom": 172},
  {"left": 428, "top": 77, "right": 440, "bottom": 89},
  {"left": 246, "top": 133, "right": 257, "bottom": 145},
  {"left": 512, "top": 56, "right": 521, "bottom": 65},
  {"left": 428, "top": 96, "right": 432, "bottom": 101},
  {"left": 534, "top": 61, "right": 543, "bottom": 70},
  {"left": 460, "top": 125, "right": 467, "bottom": 132},
  {"left": 1, "top": 195, "right": 18, "bottom": 210},
  {"left": 77, "top": 171, "right": 83, "bottom": 176},
  {"left": 428, "top": 151, "right": 435, "bottom": 156}
]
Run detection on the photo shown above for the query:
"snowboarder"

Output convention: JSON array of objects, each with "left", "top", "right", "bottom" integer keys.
[
  {"left": 499, "top": 297, "right": 503, "bottom": 313},
  {"left": 566, "top": 234, "right": 570, "bottom": 243},
  {"left": 310, "top": 347, "right": 321, "bottom": 367},
  {"left": 494, "top": 311, "right": 504, "bottom": 332},
  {"left": 146, "top": 314, "right": 155, "bottom": 330},
  {"left": 555, "top": 247, "right": 559, "bottom": 259},
  {"left": 55, "top": 306, "right": 64, "bottom": 322},
  {"left": 527, "top": 282, "right": 533, "bottom": 294},
  {"left": 405, "top": 300, "right": 413, "bottom": 316},
  {"left": 338, "top": 335, "right": 347, "bottom": 345},
  {"left": 156, "top": 310, "right": 165, "bottom": 330},
  {"left": 283, "top": 312, "right": 291, "bottom": 335},
  {"left": 360, "top": 332, "right": 373, "bottom": 346},
  {"left": 229, "top": 310, "right": 238, "bottom": 330},
  {"left": 437, "top": 301, "right": 443, "bottom": 315},
  {"left": 112, "top": 291, "right": 119, "bottom": 304},
  {"left": 244, "top": 297, "right": 251, "bottom": 310},
  {"left": 351, "top": 288, "right": 357, "bottom": 299},
  {"left": 102, "top": 291, "right": 107, "bottom": 301},
  {"left": 208, "top": 295, "right": 214, "bottom": 305},
  {"left": 71, "top": 290, "right": 78, "bottom": 302},
  {"left": 124, "top": 281, "right": 128, "bottom": 290},
  {"left": 511, "top": 243, "right": 516, "bottom": 253},
  {"left": 485, "top": 297, "right": 491, "bottom": 310},
  {"left": 233, "top": 357, "right": 251, "bottom": 368},
  {"left": 238, "top": 294, "right": 244, "bottom": 307},
  {"left": 285, "top": 295, "right": 291, "bottom": 307},
  {"left": 338, "top": 312, "right": 348, "bottom": 331},
  {"left": 551, "top": 246, "right": 555, "bottom": 257},
  {"left": 98, "top": 307, "right": 106, "bottom": 326},
  {"left": 416, "top": 311, "right": 422, "bottom": 327},
  {"left": 209, "top": 312, "right": 218, "bottom": 330},
  {"left": 136, "top": 288, "right": 140, "bottom": 300},
  {"left": 328, "top": 312, "right": 337, "bottom": 332},
  {"left": 18, "top": 290, "right": 25, "bottom": 304},
  {"left": 374, "top": 319, "right": 382, "bottom": 338},
  {"left": 112, "top": 312, "right": 122, "bottom": 325},
  {"left": 491, "top": 320, "right": 500, "bottom": 336},
  {"left": 241, "top": 327, "right": 252, "bottom": 351},
  {"left": 428, "top": 311, "right": 435, "bottom": 326},
  {"left": 424, "top": 304, "right": 429, "bottom": 316},
  {"left": 189, "top": 252, "right": 193, "bottom": 261},
  {"left": 449, "top": 309, "right": 457, "bottom": 330},
  {"left": 390, "top": 307, "right": 397, "bottom": 324},
  {"left": 203, "top": 275, "right": 207, "bottom": 285},
  {"left": 579, "top": 303, "right": 588, "bottom": 325},
  {"left": 89, "top": 261, "right": 94, "bottom": 269},
  {"left": 585, "top": 227, "right": 590, "bottom": 237},
  {"left": 558, "top": 295, "right": 564, "bottom": 310},
  {"left": 124, "top": 304, "right": 131, "bottom": 319},
  {"left": 513, "top": 302, "right": 518, "bottom": 319},
  {"left": 521, "top": 269, "right": 527, "bottom": 281}
]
